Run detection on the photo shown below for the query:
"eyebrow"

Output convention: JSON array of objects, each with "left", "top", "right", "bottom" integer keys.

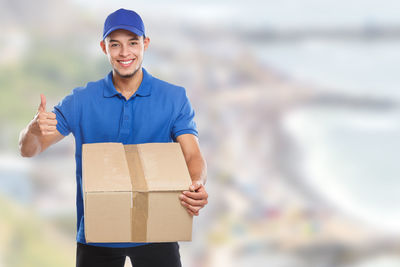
[{"left": 109, "top": 36, "right": 139, "bottom": 43}]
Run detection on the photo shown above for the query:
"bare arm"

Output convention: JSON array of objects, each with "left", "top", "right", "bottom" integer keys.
[
  {"left": 19, "top": 94, "right": 65, "bottom": 157},
  {"left": 177, "top": 134, "right": 208, "bottom": 216}
]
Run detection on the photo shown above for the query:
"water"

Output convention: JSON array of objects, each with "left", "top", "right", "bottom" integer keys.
[
  {"left": 284, "top": 106, "right": 400, "bottom": 233},
  {"left": 255, "top": 39, "right": 400, "bottom": 99},
  {"left": 256, "top": 39, "right": 400, "bottom": 234}
]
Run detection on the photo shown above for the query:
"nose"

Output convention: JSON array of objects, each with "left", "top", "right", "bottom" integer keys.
[{"left": 119, "top": 44, "right": 129, "bottom": 57}]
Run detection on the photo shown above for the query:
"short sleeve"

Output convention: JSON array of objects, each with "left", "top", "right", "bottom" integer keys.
[
  {"left": 171, "top": 89, "right": 198, "bottom": 140},
  {"left": 52, "top": 91, "right": 76, "bottom": 136}
]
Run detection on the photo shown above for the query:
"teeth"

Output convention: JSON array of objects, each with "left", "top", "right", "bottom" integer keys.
[{"left": 120, "top": 60, "right": 133, "bottom": 64}]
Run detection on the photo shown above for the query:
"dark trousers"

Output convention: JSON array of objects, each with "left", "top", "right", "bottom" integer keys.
[{"left": 76, "top": 242, "right": 182, "bottom": 267}]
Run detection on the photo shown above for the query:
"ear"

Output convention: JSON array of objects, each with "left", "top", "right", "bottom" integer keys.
[
  {"left": 100, "top": 40, "right": 107, "bottom": 55},
  {"left": 143, "top": 37, "right": 150, "bottom": 51}
]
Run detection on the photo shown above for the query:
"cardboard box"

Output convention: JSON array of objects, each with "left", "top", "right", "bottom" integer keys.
[{"left": 82, "top": 142, "right": 193, "bottom": 243}]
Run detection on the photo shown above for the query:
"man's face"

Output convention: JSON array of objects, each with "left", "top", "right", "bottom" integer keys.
[{"left": 100, "top": 29, "right": 150, "bottom": 79}]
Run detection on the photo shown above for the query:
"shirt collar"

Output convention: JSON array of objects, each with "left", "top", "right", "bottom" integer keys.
[{"left": 103, "top": 67, "right": 152, "bottom": 98}]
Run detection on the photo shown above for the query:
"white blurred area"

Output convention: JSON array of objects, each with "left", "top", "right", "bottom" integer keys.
[{"left": 1, "top": 0, "right": 400, "bottom": 266}]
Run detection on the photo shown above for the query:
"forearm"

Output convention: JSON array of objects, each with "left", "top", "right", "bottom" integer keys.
[
  {"left": 176, "top": 134, "right": 207, "bottom": 185},
  {"left": 177, "top": 134, "right": 208, "bottom": 216},
  {"left": 19, "top": 122, "right": 42, "bottom": 157},
  {"left": 186, "top": 154, "right": 207, "bottom": 186},
  {"left": 181, "top": 153, "right": 208, "bottom": 216}
]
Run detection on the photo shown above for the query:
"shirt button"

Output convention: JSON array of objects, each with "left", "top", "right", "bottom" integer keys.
[{"left": 124, "top": 115, "right": 129, "bottom": 120}]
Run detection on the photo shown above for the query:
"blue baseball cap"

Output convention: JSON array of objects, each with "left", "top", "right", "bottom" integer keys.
[{"left": 103, "top": 8, "right": 145, "bottom": 40}]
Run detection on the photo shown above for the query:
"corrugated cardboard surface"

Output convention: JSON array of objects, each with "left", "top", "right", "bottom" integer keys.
[
  {"left": 138, "top": 143, "right": 192, "bottom": 191},
  {"left": 85, "top": 192, "right": 132, "bottom": 243},
  {"left": 82, "top": 143, "right": 132, "bottom": 192},
  {"left": 146, "top": 192, "right": 193, "bottom": 242},
  {"left": 82, "top": 142, "right": 193, "bottom": 243}
]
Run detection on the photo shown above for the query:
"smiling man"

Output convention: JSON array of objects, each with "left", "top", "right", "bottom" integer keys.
[{"left": 18, "top": 8, "right": 208, "bottom": 267}]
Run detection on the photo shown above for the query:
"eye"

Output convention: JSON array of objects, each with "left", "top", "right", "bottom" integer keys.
[
  {"left": 110, "top": 43, "right": 119, "bottom": 47},
  {"left": 130, "top": 42, "right": 138, "bottom": 46}
]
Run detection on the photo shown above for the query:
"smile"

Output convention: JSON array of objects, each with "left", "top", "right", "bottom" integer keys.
[{"left": 118, "top": 59, "right": 134, "bottom": 67}]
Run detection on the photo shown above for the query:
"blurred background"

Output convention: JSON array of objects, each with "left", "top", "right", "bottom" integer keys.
[{"left": 1, "top": 0, "right": 400, "bottom": 266}]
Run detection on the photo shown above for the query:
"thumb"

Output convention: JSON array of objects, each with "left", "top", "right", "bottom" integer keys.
[
  {"left": 190, "top": 181, "right": 203, "bottom": 192},
  {"left": 38, "top": 94, "right": 46, "bottom": 112}
]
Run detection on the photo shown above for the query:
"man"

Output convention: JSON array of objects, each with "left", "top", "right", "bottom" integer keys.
[{"left": 18, "top": 8, "right": 208, "bottom": 267}]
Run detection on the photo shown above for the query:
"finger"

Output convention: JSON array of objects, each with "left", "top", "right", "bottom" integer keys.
[
  {"left": 39, "top": 113, "right": 57, "bottom": 122},
  {"left": 181, "top": 200, "right": 202, "bottom": 214},
  {"left": 38, "top": 117, "right": 57, "bottom": 126},
  {"left": 183, "top": 189, "right": 208, "bottom": 200},
  {"left": 46, "top": 112, "right": 56, "bottom": 119},
  {"left": 185, "top": 208, "right": 196, "bottom": 217},
  {"left": 179, "top": 194, "right": 207, "bottom": 206},
  {"left": 45, "top": 126, "right": 57, "bottom": 131},
  {"left": 43, "top": 130, "right": 57, "bottom": 136},
  {"left": 46, "top": 119, "right": 58, "bottom": 126},
  {"left": 39, "top": 94, "right": 47, "bottom": 112},
  {"left": 180, "top": 197, "right": 196, "bottom": 216},
  {"left": 181, "top": 194, "right": 208, "bottom": 206},
  {"left": 189, "top": 182, "right": 203, "bottom": 192},
  {"left": 187, "top": 208, "right": 198, "bottom": 216}
]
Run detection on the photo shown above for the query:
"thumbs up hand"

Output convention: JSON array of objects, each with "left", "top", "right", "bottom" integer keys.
[{"left": 32, "top": 94, "right": 58, "bottom": 136}]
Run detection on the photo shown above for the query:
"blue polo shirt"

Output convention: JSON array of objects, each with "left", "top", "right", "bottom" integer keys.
[{"left": 53, "top": 68, "right": 198, "bottom": 248}]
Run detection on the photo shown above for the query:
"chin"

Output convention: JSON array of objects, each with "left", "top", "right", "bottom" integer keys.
[
  {"left": 115, "top": 68, "right": 138, "bottom": 79},
  {"left": 119, "top": 72, "right": 136, "bottom": 79}
]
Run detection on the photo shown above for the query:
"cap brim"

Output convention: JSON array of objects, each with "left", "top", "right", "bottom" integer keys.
[{"left": 103, "top": 25, "right": 144, "bottom": 40}]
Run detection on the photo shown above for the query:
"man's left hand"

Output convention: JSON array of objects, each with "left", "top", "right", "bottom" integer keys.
[{"left": 179, "top": 181, "right": 208, "bottom": 216}]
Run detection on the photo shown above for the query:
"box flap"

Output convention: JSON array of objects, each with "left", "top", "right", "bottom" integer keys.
[
  {"left": 137, "top": 143, "right": 192, "bottom": 191},
  {"left": 82, "top": 143, "right": 132, "bottom": 192}
]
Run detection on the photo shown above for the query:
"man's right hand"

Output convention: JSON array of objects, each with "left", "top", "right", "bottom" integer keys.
[
  {"left": 31, "top": 94, "right": 58, "bottom": 136},
  {"left": 19, "top": 94, "right": 64, "bottom": 157}
]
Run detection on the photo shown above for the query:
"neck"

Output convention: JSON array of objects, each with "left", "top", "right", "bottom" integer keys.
[{"left": 112, "top": 68, "right": 143, "bottom": 99}]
